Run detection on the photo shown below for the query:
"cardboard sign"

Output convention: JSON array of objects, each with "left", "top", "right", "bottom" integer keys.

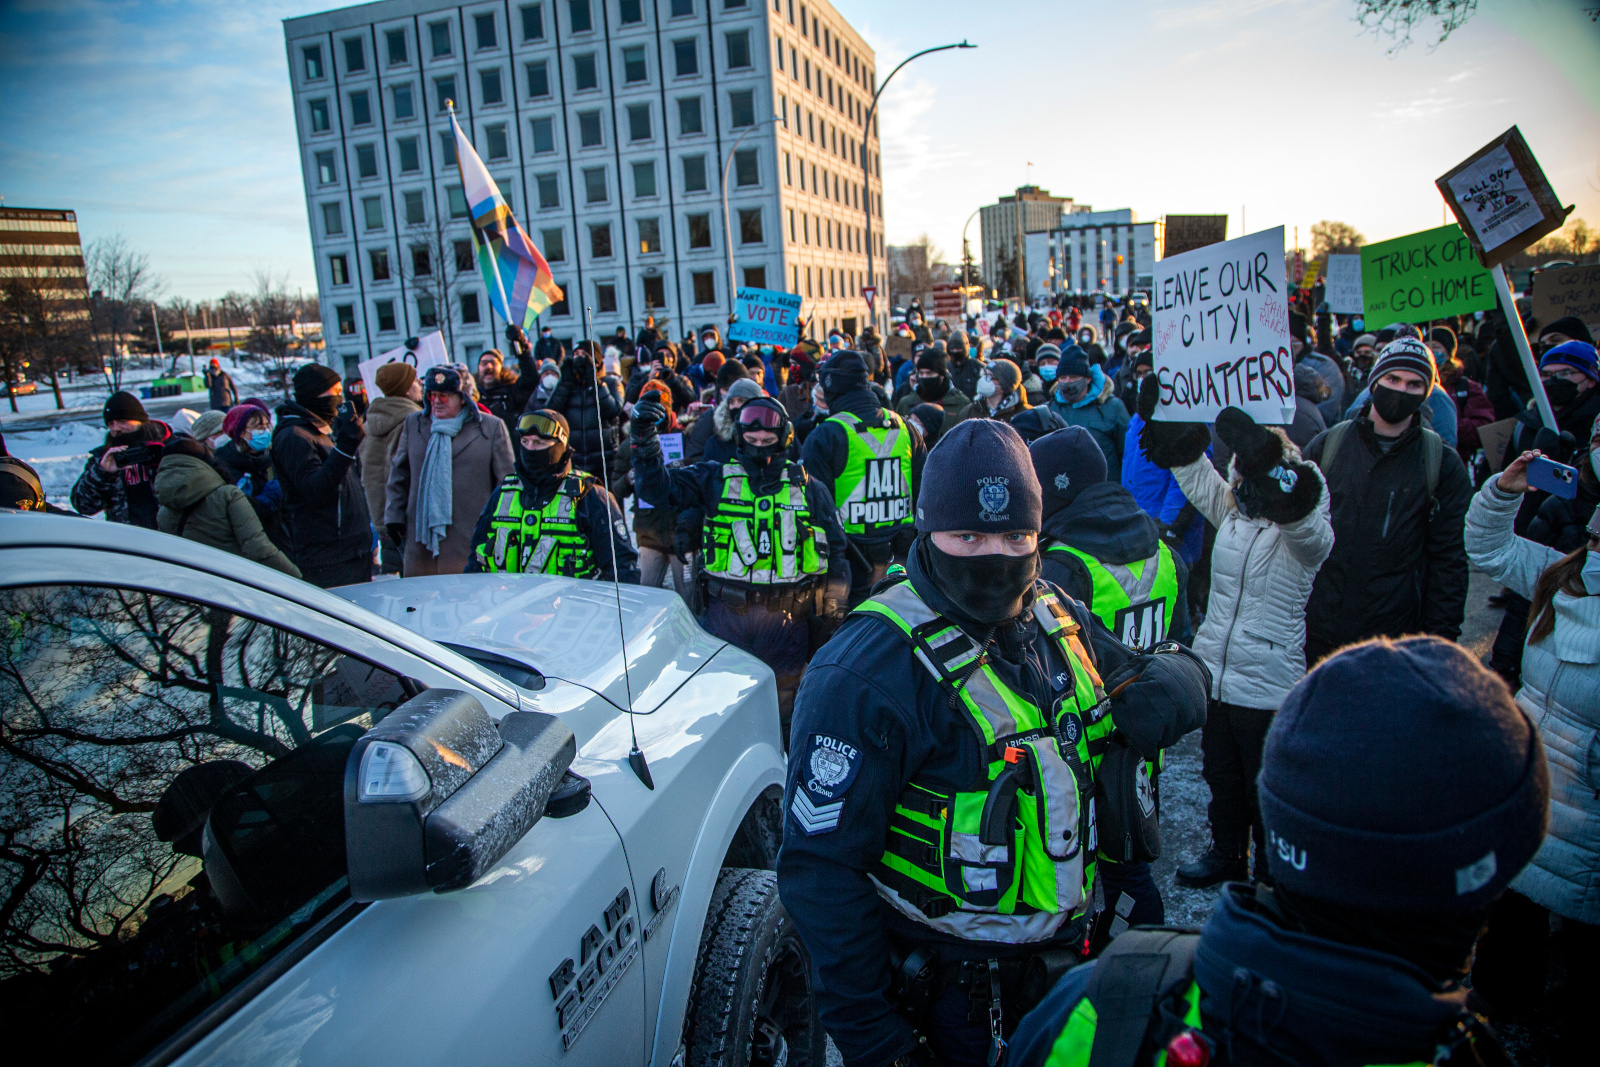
[
  {"left": 358, "top": 330, "right": 449, "bottom": 400},
  {"left": 884, "top": 335, "right": 914, "bottom": 361},
  {"left": 1437, "top": 126, "right": 1572, "bottom": 268},
  {"left": 1163, "top": 215, "right": 1229, "bottom": 258},
  {"left": 1477, "top": 417, "right": 1518, "bottom": 473},
  {"left": 1325, "top": 255, "right": 1364, "bottom": 314},
  {"left": 1359, "top": 225, "right": 1496, "bottom": 324},
  {"left": 728, "top": 286, "right": 803, "bottom": 346},
  {"left": 1151, "top": 226, "right": 1295, "bottom": 424},
  {"left": 1531, "top": 264, "right": 1600, "bottom": 337}
]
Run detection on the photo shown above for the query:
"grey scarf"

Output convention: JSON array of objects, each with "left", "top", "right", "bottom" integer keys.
[{"left": 416, "top": 410, "right": 469, "bottom": 556}]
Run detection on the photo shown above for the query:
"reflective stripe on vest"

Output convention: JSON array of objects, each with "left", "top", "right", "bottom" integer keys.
[
  {"left": 1048, "top": 542, "right": 1177, "bottom": 653},
  {"left": 1042, "top": 979, "right": 1429, "bottom": 1067},
  {"left": 474, "top": 474, "right": 599, "bottom": 577},
  {"left": 703, "top": 462, "right": 827, "bottom": 584},
  {"left": 825, "top": 410, "right": 915, "bottom": 536},
  {"left": 852, "top": 579, "right": 1106, "bottom": 943}
]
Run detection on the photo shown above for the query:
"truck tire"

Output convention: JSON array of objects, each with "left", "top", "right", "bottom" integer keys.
[{"left": 684, "top": 867, "right": 823, "bottom": 1067}]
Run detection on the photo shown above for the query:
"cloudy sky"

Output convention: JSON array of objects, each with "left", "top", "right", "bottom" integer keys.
[{"left": 2, "top": 0, "right": 1595, "bottom": 300}]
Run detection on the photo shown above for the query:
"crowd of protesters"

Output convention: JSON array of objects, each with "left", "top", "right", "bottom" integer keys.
[{"left": 3, "top": 280, "right": 1597, "bottom": 1065}]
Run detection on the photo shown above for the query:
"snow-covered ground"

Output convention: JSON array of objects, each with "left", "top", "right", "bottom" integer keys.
[{"left": 2, "top": 357, "right": 280, "bottom": 418}]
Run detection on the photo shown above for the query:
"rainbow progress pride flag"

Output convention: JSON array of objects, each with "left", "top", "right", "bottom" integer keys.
[{"left": 450, "top": 110, "right": 563, "bottom": 328}]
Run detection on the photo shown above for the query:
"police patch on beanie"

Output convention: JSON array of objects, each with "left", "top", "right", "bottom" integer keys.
[{"left": 977, "top": 477, "right": 1011, "bottom": 523}]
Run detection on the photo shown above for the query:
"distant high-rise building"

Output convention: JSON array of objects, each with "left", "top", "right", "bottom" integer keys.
[
  {"left": 0, "top": 207, "right": 88, "bottom": 317},
  {"left": 1025, "top": 209, "right": 1161, "bottom": 300},
  {"left": 979, "top": 187, "right": 1078, "bottom": 299},
  {"left": 285, "top": 0, "right": 884, "bottom": 374}
]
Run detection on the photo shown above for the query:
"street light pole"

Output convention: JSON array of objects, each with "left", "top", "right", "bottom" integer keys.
[
  {"left": 722, "top": 115, "right": 783, "bottom": 320},
  {"left": 860, "top": 40, "right": 976, "bottom": 333},
  {"left": 960, "top": 206, "right": 981, "bottom": 317}
]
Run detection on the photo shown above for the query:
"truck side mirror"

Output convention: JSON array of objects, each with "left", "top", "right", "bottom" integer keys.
[{"left": 344, "top": 689, "right": 575, "bottom": 901}]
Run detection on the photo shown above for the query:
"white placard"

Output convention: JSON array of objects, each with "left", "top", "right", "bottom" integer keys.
[
  {"left": 1325, "top": 254, "right": 1364, "bottom": 315},
  {"left": 1445, "top": 143, "right": 1545, "bottom": 254},
  {"left": 1151, "top": 226, "right": 1295, "bottom": 424},
  {"left": 358, "top": 331, "right": 449, "bottom": 400}
]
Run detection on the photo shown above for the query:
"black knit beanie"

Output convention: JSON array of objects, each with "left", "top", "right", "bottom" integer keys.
[
  {"left": 916, "top": 418, "right": 1041, "bottom": 533},
  {"left": 915, "top": 347, "right": 949, "bottom": 375},
  {"left": 820, "top": 350, "right": 869, "bottom": 400},
  {"left": 103, "top": 391, "right": 148, "bottom": 425},
  {"left": 1259, "top": 637, "right": 1549, "bottom": 913},
  {"left": 1029, "top": 426, "right": 1107, "bottom": 515},
  {"left": 292, "top": 362, "right": 343, "bottom": 405}
]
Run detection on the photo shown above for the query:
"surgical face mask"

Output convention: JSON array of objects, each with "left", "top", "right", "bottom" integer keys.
[
  {"left": 974, "top": 376, "right": 998, "bottom": 398},
  {"left": 247, "top": 429, "right": 272, "bottom": 452},
  {"left": 1585, "top": 549, "right": 1600, "bottom": 596},
  {"left": 1038, "top": 363, "right": 1058, "bottom": 382},
  {"left": 1370, "top": 383, "right": 1426, "bottom": 425},
  {"left": 925, "top": 540, "right": 1039, "bottom": 624},
  {"left": 541, "top": 373, "right": 559, "bottom": 391}
]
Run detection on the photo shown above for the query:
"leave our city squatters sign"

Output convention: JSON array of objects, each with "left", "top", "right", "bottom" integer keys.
[
  {"left": 727, "top": 286, "right": 802, "bottom": 346},
  {"left": 1151, "top": 226, "right": 1295, "bottom": 425}
]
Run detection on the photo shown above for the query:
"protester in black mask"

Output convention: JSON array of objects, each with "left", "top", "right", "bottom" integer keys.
[
  {"left": 270, "top": 362, "right": 372, "bottom": 588},
  {"left": 894, "top": 346, "right": 972, "bottom": 424},
  {"left": 70, "top": 390, "right": 172, "bottom": 528},
  {"left": 464, "top": 408, "right": 637, "bottom": 581},
  {"left": 945, "top": 328, "right": 984, "bottom": 400},
  {"left": 1303, "top": 338, "right": 1473, "bottom": 663},
  {"left": 776, "top": 416, "right": 1208, "bottom": 1067}
]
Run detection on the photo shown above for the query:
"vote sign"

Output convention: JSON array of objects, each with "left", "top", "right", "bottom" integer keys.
[
  {"left": 728, "top": 286, "right": 803, "bottom": 346},
  {"left": 1150, "top": 226, "right": 1295, "bottom": 424}
]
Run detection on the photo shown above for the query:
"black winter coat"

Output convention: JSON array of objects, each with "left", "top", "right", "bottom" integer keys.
[
  {"left": 270, "top": 403, "right": 372, "bottom": 571},
  {"left": 1302, "top": 413, "right": 1472, "bottom": 657},
  {"left": 947, "top": 352, "right": 984, "bottom": 401},
  {"left": 547, "top": 362, "right": 625, "bottom": 480}
]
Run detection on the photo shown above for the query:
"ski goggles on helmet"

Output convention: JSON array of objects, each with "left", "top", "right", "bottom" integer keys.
[
  {"left": 517, "top": 411, "right": 569, "bottom": 445},
  {"left": 736, "top": 401, "right": 785, "bottom": 429}
]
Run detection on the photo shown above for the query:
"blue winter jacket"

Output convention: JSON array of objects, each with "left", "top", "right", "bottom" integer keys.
[{"left": 1121, "top": 414, "right": 1205, "bottom": 565}]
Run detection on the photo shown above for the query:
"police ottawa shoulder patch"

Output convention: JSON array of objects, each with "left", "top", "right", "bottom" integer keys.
[{"left": 790, "top": 734, "right": 862, "bottom": 835}]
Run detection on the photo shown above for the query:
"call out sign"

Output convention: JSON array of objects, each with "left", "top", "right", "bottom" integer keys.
[
  {"left": 1151, "top": 226, "right": 1295, "bottom": 425},
  {"left": 1358, "top": 224, "right": 1496, "bottom": 324}
]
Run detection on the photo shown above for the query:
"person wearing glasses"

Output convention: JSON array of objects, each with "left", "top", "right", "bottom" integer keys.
[
  {"left": 630, "top": 391, "right": 849, "bottom": 740},
  {"left": 1504, "top": 339, "right": 1600, "bottom": 471},
  {"left": 466, "top": 408, "right": 638, "bottom": 582}
]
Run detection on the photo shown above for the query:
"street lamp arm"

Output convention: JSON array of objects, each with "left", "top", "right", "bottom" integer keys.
[{"left": 860, "top": 41, "right": 975, "bottom": 333}]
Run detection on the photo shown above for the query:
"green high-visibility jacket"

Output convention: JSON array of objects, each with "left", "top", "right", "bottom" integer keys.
[
  {"left": 1046, "top": 542, "right": 1177, "bottom": 653},
  {"left": 824, "top": 410, "right": 915, "bottom": 537},
  {"left": 703, "top": 461, "right": 827, "bottom": 584},
  {"left": 474, "top": 473, "right": 599, "bottom": 577}
]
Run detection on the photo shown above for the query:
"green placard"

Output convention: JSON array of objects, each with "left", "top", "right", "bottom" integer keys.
[{"left": 1360, "top": 224, "right": 1498, "bottom": 324}]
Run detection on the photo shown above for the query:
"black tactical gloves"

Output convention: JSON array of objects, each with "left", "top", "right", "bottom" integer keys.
[
  {"left": 630, "top": 395, "right": 667, "bottom": 441},
  {"left": 1215, "top": 406, "right": 1322, "bottom": 525},
  {"left": 1136, "top": 374, "right": 1211, "bottom": 470},
  {"left": 1103, "top": 643, "right": 1211, "bottom": 760},
  {"left": 333, "top": 408, "right": 366, "bottom": 454}
]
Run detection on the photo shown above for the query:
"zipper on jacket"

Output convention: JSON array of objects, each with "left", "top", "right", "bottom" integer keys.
[
  {"left": 1381, "top": 490, "right": 1395, "bottom": 539},
  {"left": 1217, "top": 525, "right": 1267, "bottom": 697}
]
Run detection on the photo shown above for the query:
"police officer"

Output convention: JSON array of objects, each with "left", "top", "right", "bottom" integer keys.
[
  {"left": 465, "top": 409, "right": 639, "bottom": 581},
  {"left": 1008, "top": 637, "right": 1549, "bottom": 1067},
  {"left": 801, "top": 350, "right": 927, "bottom": 604},
  {"left": 1030, "top": 425, "right": 1193, "bottom": 935},
  {"left": 630, "top": 392, "right": 848, "bottom": 737},
  {"left": 777, "top": 419, "right": 1209, "bottom": 1067}
]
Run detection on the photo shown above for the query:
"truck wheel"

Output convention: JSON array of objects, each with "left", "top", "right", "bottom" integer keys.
[{"left": 684, "top": 868, "right": 823, "bottom": 1067}]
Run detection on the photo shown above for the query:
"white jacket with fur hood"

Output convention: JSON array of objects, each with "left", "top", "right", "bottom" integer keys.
[{"left": 1171, "top": 438, "right": 1334, "bottom": 710}]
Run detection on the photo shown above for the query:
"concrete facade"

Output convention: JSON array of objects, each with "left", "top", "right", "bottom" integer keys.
[
  {"left": 284, "top": 0, "right": 882, "bottom": 374},
  {"left": 978, "top": 186, "right": 1078, "bottom": 298},
  {"left": 1024, "top": 208, "right": 1161, "bottom": 300}
]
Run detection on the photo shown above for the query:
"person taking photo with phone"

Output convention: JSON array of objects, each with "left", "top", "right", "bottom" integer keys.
[
  {"left": 1465, "top": 447, "right": 1600, "bottom": 1063},
  {"left": 71, "top": 391, "right": 172, "bottom": 529}
]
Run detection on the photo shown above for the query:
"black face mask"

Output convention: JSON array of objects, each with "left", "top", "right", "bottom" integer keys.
[
  {"left": 1370, "top": 383, "right": 1426, "bottom": 425},
  {"left": 1543, "top": 378, "right": 1580, "bottom": 408},
  {"left": 915, "top": 375, "right": 951, "bottom": 401},
  {"left": 948, "top": 345, "right": 968, "bottom": 364},
  {"left": 300, "top": 394, "right": 340, "bottom": 424},
  {"left": 516, "top": 442, "right": 566, "bottom": 482},
  {"left": 925, "top": 541, "right": 1038, "bottom": 624}
]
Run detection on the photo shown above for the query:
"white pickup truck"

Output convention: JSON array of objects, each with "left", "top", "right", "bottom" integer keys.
[{"left": 0, "top": 514, "right": 818, "bottom": 1067}]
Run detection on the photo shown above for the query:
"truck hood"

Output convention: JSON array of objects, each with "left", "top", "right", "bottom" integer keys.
[{"left": 338, "top": 574, "right": 723, "bottom": 714}]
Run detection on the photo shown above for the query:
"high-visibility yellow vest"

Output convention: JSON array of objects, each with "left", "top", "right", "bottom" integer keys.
[
  {"left": 1047, "top": 542, "right": 1177, "bottom": 652},
  {"left": 825, "top": 410, "right": 914, "bottom": 537},
  {"left": 703, "top": 462, "right": 827, "bottom": 584},
  {"left": 474, "top": 474, "right": 599, "bottom": 578}
]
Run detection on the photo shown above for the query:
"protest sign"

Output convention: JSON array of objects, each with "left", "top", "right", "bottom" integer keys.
[
  {"left": 1359, "top": 225, "right": 1496, "bottom": 323},
  {"left": 1531, "top": 264, "right": 1600, "bottom": 338},
  {"left": 1151, "top": 225, "right": 1295, "bottom": 424},
  {"left": 1437, "top": 126, "right": 1571, "bottom": 267},
  {"left": 1325, "top": 255, "right": 1364, "bottom": 314},
  {"left": 1299, "top": 259, "right": 1324, "bottom": 292},
  {"left": 885, "top": 335, "right": 914, "bottom": 362},
  {"left": 1163, "top": 215, "right": 1229, "bottom": 258},
  {"left": 727, "top": 286, "right": 802, "bottom": 346},
  {"left": 359, "top": 330, "right": 449, "bottom": 400},
  {"left": 1477, "top": 417, "right": 1518, "bottom": 473}
]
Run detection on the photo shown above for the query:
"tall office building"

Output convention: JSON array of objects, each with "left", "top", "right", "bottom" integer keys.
[
  {"left": 979, "top": 186, "right": 1079, "bottom": 299},
  {"left": 285, "top": 0, "right": 883, "bottom": 375},
  {"left": 0, "top": 207, "right": 89, "bottom": 313},
  {"left": 1024, "top": 209, "right": 1161, "bottom": 301}
]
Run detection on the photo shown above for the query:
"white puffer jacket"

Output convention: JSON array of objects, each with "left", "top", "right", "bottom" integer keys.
[
  {"left": 1466, "top": 477, "right": 1600, "bottom": 923},
  {"left": 1172, "top": 452, "right": 1334, "bottom": 710}
]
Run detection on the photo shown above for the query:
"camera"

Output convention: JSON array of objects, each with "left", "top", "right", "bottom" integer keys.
[{"left": 114, "top": 444, "right": 160, "bottom": 468}]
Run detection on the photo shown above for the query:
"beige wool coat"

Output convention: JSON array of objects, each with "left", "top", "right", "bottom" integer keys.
[
  {"left": 361, "top": 395, "right": 423, "bottom": 525},
  {"left": 384, "top": 406, "right": 515, "bottom": 575}
]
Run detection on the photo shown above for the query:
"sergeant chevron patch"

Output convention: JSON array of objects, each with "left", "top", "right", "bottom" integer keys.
[{"left": 790, "top": 790, "right": 844, "bottom": 835}]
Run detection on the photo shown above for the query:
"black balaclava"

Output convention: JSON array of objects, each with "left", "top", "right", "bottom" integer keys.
[
  {"left": 515, "top": 410, "right": 571, "bottom": 484},
  {"left": 732, "top": 397, "right": 793, "bottom": 466},
  {"left": 923, "top": 538, "right": 1039, "bottom": 625},
  {"left": 292, "top": 363, "right": 343, "bottom": 424}
]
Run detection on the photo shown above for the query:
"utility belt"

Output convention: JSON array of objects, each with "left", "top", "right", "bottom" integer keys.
[
  {"left": 887, "top": 930, "right": 1088, "bottom": 1061},
  {"left": 702, "top": 576, "right": 819, "bottom": 617}
]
